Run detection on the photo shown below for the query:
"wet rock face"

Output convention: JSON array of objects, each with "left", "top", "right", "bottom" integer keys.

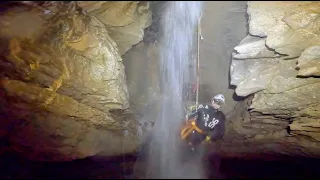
[
  {"left": 122, "top": 41, "right": 161, "bottom": 123},
  {"left": 77, "top": 1, "right": 152, "bottom": 56},
  {"left": 0, "top": 2, "right": 151, "bottom": 161},
  {"left": 228, "top": 1, "right": 320, "bottom": 157},
  {"left": 248, "top": 2, "right": 320, "bottom": 59}
]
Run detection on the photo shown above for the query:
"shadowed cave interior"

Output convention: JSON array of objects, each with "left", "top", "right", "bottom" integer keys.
[{"left": 0, "top": 1, "right": 320, "bottom": 179}]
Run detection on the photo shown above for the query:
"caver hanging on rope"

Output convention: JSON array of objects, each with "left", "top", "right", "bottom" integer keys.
[
  {"left": 180, "top": 16, "right": 227, "bottom": 151},
  {"left": 180, "top": 94, "right": 226, "bottom": 151}
]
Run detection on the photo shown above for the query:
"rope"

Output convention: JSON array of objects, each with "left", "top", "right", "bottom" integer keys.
[{"left": 195, "top": 15, "right": 202, "bottom": 110}]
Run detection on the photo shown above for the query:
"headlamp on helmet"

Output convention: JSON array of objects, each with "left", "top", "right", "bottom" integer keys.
[{"left": 211, "top": 94, "right": 225, "bottom": 106}]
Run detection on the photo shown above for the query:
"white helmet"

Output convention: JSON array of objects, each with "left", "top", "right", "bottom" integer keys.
[{"left": 211, "top": 94, "right": 225, "bottom": 106}]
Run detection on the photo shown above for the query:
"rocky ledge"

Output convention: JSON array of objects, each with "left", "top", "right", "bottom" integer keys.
[{"left": 227, "top": 1, "right": 320, "bottom": 158}]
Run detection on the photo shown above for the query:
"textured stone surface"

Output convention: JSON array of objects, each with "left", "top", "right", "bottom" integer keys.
[
  {"left": 290, "top": 118, "right": 320, "bottom": 141},
  {"left": 250, "top": 80, "right": 320, "bottom": 114},
  {"left": 296, "top": 45, "right": 320, "bottom": 77},
  {"left": 228, "top": 1, "right": 320, "bottom": 157},
  {"left": 233, "top": 35, "right": 280, "bottom": 59},
  {"left": 78, "top": 1, "right": 152, "bottom": 56},
  {"left": 233, "top": 57, "right": 320, "bottom": 99},
  {"left": 247, "top": 1, "right": 311, "bottom": 37},
  {"left": 0, "top": 2, "right": 143, "bottom": 161},
  {"left": 248, "top": 1, "right": 320, "bottom": 58},
  {"left": 230, "top": 58, "right": 280, "bottom": 96},
  {"left": 123, "top": 41, "right": 161, "bottom": 122}
]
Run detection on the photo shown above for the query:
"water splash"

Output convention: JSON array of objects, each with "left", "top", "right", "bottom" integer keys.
[{"left": 145, "top": 1, "right": 204, "bottom": 178}]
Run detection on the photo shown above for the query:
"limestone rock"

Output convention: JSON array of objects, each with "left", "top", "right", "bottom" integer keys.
[
  {"left": 123, "top": 42, "right": 161, "bottom": 121},
  {"left": 250, "top": 80, "right": 320, "bottom": 114},
  {"left": 248, "top": 57, "right": 320, "bottom": 115},
  {"left": 233, "top": 35, "right": 281, "bottom": 59},
  {"left": 230, "top": 59, "right": 248, "bottom": 86},
  {"left": 266, "top": 19, "right": 320, "bottom": 58},
  {"left": 261, "top": 59, "right": 320, "bottom": 94},
  {"left": 296, "top": 45, "right": 320, "bottom": 77},
  {"left": 78, "top": 1, "right": 152, "bottom": 56},
  {"left": 1, "top": 79, "right": 123, "bottom": 128},
  {"left": 282, "top": 9, "right": 320, "bottom": 30},
  {"left": 289, "top": 118, "right": 320, "bottom": 142},
  {"left": 247, "top": 1, "right": 311, "bottom": 37},
  {"left": 232, "top": 1, "right": 320, "bottom": 97},
  {"left": 231, "top": 58, "right": 280, "bottom": 96},
  {"left": 0, "top": 2, "right": 139, "bottom": 161},
  {"left": 227, "top": 1, "right": 320, "bottom": 158},
  {"left": 77, "top": 1, "right": 138, "bottom": 27},
  {"left": 297, "top": 104, "right": 320, "bottom": 117},
  {"left": 248, "top": 1, "right": 320, "bottom": 58}
]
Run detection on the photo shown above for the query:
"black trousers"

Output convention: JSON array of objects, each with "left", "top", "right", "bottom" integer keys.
[{"left": 186, "top": 130, "right": 206, "bottom": 147}]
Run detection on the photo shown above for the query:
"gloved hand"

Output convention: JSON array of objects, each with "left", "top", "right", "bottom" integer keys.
[
  {"left": 189, "top": 105, "right": 197, "bottom": 112},
  {"left": 203, "top": 136, "right": 211, "bottom": 144},
  {"left": 185, "top": 105, "right": 197, "bottom": 120}
]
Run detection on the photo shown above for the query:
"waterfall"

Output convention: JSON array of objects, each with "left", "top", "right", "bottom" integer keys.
[{"left": 142, "top": 1, "right": 204, "bottom": 178}]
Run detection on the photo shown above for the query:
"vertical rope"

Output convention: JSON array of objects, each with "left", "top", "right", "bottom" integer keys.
[{"left": 195, "top": 16, "right": 201, "bottom": 110}]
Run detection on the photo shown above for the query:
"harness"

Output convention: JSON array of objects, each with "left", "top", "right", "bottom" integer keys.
[{"left": 180, "top": 117, "right": 205, "bottom": 140}]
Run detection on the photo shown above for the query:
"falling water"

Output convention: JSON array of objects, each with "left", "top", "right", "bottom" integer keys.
[{"left": 142, "top": 1, "right": 204, "bottom": 179}]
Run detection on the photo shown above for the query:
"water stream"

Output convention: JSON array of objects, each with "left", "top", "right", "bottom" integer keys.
[{"left": 139, "top": 1, "right": 204, "bottom": 178}]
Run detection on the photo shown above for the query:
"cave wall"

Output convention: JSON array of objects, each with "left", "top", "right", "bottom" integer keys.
[
  {"left": 225, "top": 1, "right": 320, "bottom": 158},
  {"left": 1, "top": 0, "right": 319, "bottom": 162},
  {"left": 122, "top": 2, "right": 164, "bottom": 126},
  {"left": 0, "top": 1, "right": 151, "bottom": 161}
]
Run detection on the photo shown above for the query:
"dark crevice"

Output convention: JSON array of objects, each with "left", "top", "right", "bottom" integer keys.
[
  {"left": 265, "top": 44, "right": 289, "bottom": 57},
  {"left": 232, "top": 92, "right": 250, "bottom": 102},
  {"left": 286, "top": 126, "right": 291, "bottom": 135},
  {"left": 296, "top": 75, "right": 320, "bottom": 78},
  {"left": 247, "top": 32, "right": 266, "bottom": 38},
  {"left": 284, "top": 56, "right": 300, "bottom": 60}
]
